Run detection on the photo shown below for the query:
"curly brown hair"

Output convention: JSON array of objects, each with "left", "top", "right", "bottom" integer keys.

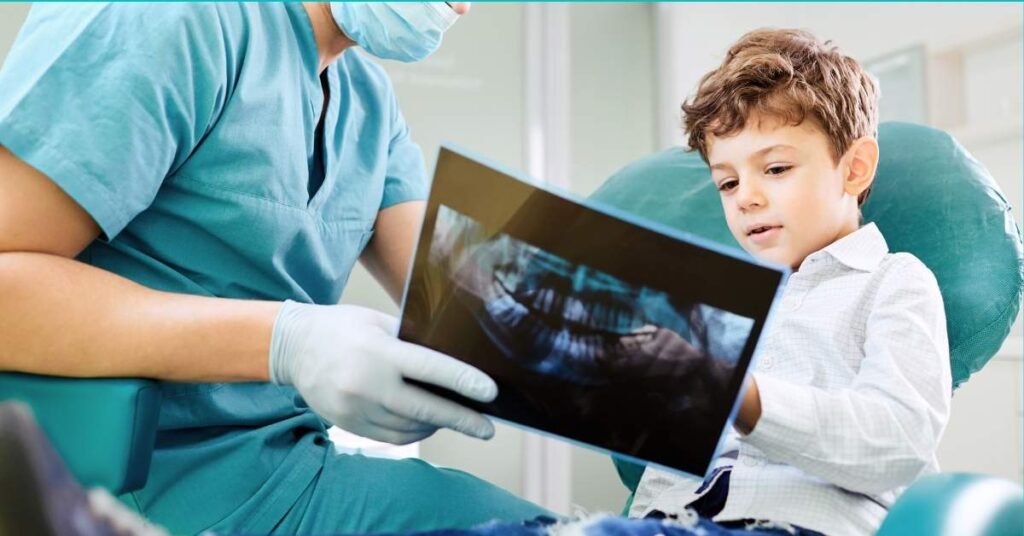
[{"left": 682, "top": 29, "right": 879, "bottom": 205}]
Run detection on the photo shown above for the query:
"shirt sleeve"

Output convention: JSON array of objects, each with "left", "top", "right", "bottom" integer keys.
[
  {"left": 380, "top": 86, "right": 428, "bottom": 209},
  {"left": 742, "top": 255, "right": 953, "bottom": 495},
  {"left": 0, "top": 4, "right": 226, "bottom": 239}
]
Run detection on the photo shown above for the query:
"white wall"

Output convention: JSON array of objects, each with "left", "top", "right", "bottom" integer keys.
[
  {"left": 0, "top": 3, "right": 29, "bottom": 64},
  {"left": 655, "top": 3, "right": 1023, "bottom": 146},
  {"left": 569, "top": 4, "right": 657, "bottom": 197}
]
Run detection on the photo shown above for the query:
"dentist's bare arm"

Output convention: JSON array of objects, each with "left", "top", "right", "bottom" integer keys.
[
  {"left": 359, "top": 201, "right": 425, "bottom": 305},
  {"left": 0, "top": 146, "right": 279, "bottom": 381}
]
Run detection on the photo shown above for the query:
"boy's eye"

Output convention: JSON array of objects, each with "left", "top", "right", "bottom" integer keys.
[
  {"left": 717, "top": 179, "right": 738, "bottom": 192},
  {"left": 765, "top": 165, "right": 791, "bottom": 176}
]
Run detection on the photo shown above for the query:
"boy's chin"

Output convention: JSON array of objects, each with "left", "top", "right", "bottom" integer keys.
[{"left": 743, "top": 247, "right": 796, "bottom": 269}]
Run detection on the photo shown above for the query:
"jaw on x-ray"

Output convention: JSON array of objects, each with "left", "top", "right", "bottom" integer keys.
[{"left": 432, "top": 205, "right": 750, "bottom": 388}]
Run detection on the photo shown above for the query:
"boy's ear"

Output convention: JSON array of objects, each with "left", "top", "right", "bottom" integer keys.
[{"left": 843, "top": 136, "right": 879, "bottom": 199}]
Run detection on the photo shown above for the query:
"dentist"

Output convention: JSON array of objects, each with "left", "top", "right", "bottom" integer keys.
[{"left": 0, "top": 3, "right": 548, "bottom": 534}]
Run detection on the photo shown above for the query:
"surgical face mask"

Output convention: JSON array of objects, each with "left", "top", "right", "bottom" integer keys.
[{"left": 330, "top": 2, "right": 459, "bottom": 63}]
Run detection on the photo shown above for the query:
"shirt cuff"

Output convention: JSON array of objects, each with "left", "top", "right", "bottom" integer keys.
[
  {"left": 742, "top": 373, "right": 818, "bottom": 457},
  {"left": 380, "top": 178, "right": 427, "bottom": 210}
]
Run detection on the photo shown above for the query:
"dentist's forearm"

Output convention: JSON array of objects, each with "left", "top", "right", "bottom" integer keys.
[{"left": 0, "top": 251, "right": 280, "bottom": 382}]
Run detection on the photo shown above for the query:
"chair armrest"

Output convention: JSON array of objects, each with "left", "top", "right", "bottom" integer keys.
[
  {"left": 877, "top": 473, "right": 1024, "bottom": 536},
  {"left": 0, "top": 373, "right": 161, "bottom": 494}
]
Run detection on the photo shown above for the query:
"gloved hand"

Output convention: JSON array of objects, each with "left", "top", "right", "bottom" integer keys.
[{"left": 269, "top": 300, "right": 497, "bottom": 445}]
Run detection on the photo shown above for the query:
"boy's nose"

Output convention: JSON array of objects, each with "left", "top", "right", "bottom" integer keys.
[{"left": 736, "top": 182, "right": 767, "bottom": 211}]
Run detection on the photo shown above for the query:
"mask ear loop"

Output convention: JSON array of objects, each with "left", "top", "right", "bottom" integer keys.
[{"left": 424, "top": 2, "right": 460, "bottom": 29}]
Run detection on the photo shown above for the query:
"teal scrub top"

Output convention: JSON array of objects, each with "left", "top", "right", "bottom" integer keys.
[{"left": 0, "top": 3, "right": 427, "bottom": 533}]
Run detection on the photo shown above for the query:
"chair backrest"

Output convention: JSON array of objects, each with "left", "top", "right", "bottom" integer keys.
[
  {"left": 597, "top": 122, "right": 1023, "bottom": 495},
  {"left": 876, "top": 473, "right": 1024, "bottom": 536}
]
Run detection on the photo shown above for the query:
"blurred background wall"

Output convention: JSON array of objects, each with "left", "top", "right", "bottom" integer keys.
[{"left": 0, "top": 2, "right": 1020, "bottom": 516}]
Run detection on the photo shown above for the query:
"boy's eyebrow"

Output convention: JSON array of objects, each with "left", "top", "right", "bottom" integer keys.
[
  {"left": 753, "top": 144, "right": 797, "bottom": 157},
  {"left": 710, "top": 144, "right": 797, "bottom": 171}
]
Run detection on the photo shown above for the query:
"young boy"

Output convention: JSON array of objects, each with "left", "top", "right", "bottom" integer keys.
[{"left": 628, "top": 29, "right": 952, "bottom": 536}]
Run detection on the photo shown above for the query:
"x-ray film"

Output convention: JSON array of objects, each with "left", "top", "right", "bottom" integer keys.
[{"left": 399, "top": 147, "right": 788, "bottom": 478}]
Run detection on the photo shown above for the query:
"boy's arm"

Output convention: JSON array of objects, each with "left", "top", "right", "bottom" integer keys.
[
  {"left": 735, "top": 378, "right": 762, "bottom": 434},
  {"left": 736, "top": 256, "right": 952, "bottom": 495}
]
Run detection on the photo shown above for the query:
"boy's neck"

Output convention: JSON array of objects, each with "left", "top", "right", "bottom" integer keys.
[{"left": 793, "top": 221, "right": 864, "bottom": 271}]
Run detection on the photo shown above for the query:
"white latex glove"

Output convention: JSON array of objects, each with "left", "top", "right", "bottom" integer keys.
[
  {"left": 87, "top": 488, "right": 170, "bottom": 536},
  {"left": 268, "top": 300, "right": 497, "bottom": 444}
]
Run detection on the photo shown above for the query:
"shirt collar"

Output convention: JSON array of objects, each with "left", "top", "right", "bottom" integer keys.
[{"left": 806, "top": 223, "right": 890, "bottom": 272}]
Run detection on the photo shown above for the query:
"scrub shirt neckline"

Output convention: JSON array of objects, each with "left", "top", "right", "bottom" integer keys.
[{"left": 288, "top": 3, "right": 340, "bottom": 214}]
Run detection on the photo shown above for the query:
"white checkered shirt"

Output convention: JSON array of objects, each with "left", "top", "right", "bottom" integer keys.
[{"left": 629, "top": 223, "right": 953, "bottom": 536}]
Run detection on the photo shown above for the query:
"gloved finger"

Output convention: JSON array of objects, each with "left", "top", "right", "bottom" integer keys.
[
  {"left": 351, "top": 306, "right": 400, "bottom": 333},
  {"left": 365, "top": 405, "right": 440, "bottom": 434},
  {"left": 361, "top": 427, "right": 437, "bottom": 446},
  {"left": 88, "top": 488, "right": 170, "bottom": 536},
  {"left": 386, "top": 340, "right": 498, "bottom": 402},
  {"left": 383, "top": 384, "right": 495, "bottom": 439}
]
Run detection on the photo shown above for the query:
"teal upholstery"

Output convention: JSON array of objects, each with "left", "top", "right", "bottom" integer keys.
[
  {"left": 0, "top": 373, "right": 161, "bottom": 494},
  {"left": 595, "top": 122, "right": 1024, "bottom": 530},
  {"left": 877, "top": 473, "right": 1024, "bottom": 536}
]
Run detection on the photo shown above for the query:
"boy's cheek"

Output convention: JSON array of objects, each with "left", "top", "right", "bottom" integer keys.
[
  {"left": 728, "top": 227, "right": 753, "bottom": 254},
  {"left": 723, "top": 215, "right": 744, "bottom": 243}
]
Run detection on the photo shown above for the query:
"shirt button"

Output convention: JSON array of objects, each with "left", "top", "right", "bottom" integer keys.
[{"left": 760, "top": 357, "right": 773, "bottom": 369}]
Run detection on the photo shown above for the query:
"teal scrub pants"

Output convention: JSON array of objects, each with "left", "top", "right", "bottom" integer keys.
[{"left": 268, "top": 451, "right": 551, "bottom": 534}]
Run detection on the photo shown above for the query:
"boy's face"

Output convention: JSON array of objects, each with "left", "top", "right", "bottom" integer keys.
[{"left": 707, "top": 115, "right": 862, "bottom": 269}]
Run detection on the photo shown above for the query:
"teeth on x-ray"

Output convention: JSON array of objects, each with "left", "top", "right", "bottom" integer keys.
[
  {"left": 563, "top": 297, "right": 587, "bottom": 324},
  {"left": 432, "top": 204, "right": 734, "bottom": 385}
]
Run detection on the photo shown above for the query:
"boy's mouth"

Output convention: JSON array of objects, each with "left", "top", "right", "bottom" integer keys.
[{"left": 746, "top": 224, "right": 782, "bottom": 236}]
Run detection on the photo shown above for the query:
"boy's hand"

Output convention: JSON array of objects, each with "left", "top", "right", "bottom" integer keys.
[{"left": 735, "top": 376, "right": 762, "bottom": 434}]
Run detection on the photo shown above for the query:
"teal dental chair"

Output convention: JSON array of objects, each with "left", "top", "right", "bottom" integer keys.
[
  {"left": 1, "top": 122, "right": 1022, "bottom": 534},
  {"left": 0, "top": 375, "right": 160, "bottom": 495},
  {"left": 595, "top": 122, "right": 1024, "bottom": 535}
]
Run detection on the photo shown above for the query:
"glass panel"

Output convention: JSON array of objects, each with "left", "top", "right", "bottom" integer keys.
[{"left": 864, "top": 46, "right": 928, "bottom": 124}]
